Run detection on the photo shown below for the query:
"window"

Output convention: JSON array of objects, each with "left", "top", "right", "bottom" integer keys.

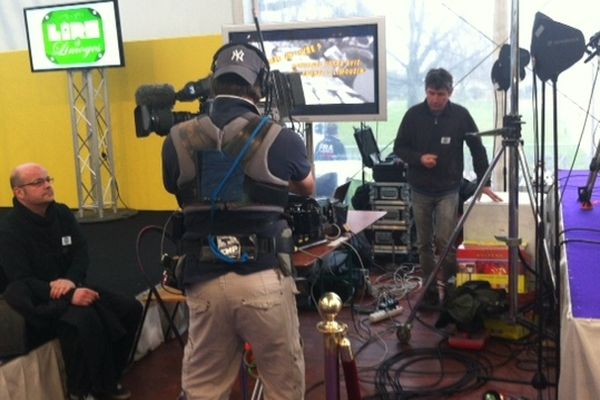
[{"left": 241, "top": 0, "right": 600, "bottom": 194}]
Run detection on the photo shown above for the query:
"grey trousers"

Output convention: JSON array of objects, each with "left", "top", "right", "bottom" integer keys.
[{"left": 411, "top": 190, "right": 459, "bottom": 285}]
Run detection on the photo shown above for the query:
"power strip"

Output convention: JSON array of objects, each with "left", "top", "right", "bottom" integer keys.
[
  {"left": 364, "top": 276, "right": 379, "bottom": 298},
  {"left": 368, "top": 306, "right": 404, "bottom": 323}
]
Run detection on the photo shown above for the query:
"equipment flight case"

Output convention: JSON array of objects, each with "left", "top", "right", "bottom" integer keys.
[{"left": 367, "top": 182, "right": 415, "bottom": 257}]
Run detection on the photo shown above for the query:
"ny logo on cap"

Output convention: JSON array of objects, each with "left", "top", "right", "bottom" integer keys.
[{"left": 231, "top": 49, "right": 245, "bottom": 63}]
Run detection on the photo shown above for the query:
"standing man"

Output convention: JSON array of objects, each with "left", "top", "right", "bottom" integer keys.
[
  {"left": 0, "top": 163, "right": 142, "bottom": 399},
  {"left": 162, "top": 43, "right": 314, "bottom": 399},
  {"left": 394, "top": 68, "right": 501, "bottom": 306},
  {"left": 314, "top": 124, "right": 347, "bottom": 161}
]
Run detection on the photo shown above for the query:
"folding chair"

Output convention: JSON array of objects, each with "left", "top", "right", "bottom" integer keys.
[{"left": 128, "top": 224, "right": 187, "bottom": 365}]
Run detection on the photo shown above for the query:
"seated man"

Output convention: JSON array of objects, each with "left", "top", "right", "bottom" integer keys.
[{"left": 0, "top": 163, "right": 142, "bottom": 400}]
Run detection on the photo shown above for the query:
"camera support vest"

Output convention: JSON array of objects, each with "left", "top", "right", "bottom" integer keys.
[{"left": 169, "top": 112, "right": 289, "bottom": 215}]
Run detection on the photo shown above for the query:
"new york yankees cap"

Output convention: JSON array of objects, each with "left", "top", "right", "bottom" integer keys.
[{"left": 212, "top": 43, "right": 267, "bottom": 85}]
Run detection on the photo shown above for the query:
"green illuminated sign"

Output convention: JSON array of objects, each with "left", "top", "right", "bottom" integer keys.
[{"left": 42, "top": 8, "right": 105, "bottom": 65}]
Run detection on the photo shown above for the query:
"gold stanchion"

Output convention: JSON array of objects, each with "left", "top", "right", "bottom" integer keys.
[{"left": 317, "top": 292, "right": 362, "bottom": 400}]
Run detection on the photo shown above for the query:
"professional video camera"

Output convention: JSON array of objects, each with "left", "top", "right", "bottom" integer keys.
[
  {"left": 134, "top": 76, "right": 212, "bottom": 137},
  {"left": 134, "top": 68, "right": 304, "bottom": 138}
]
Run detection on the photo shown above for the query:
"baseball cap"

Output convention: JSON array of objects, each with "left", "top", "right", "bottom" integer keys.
[{"left": 212, "top": 44, "right": 267, "bottom": 86}]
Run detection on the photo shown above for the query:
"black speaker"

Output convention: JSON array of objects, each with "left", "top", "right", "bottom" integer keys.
[{"left": 530, "top": 12, "right": 585, "bottom": 82}]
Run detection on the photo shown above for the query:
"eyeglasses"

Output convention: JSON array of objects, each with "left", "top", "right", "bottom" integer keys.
[{"left": 18, "top": 176, "right": 54, "bottom": 188}]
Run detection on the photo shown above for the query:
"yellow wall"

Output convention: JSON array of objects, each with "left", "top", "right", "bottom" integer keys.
[{"left": 0, "top": 34, "right": 224, "bottom": 210}]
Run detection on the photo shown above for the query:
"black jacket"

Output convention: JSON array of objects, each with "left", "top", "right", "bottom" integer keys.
[
  {"left": 0, "top": 199, "right": 88, "bottom": 324},
  {"left": 0, "top": 199, "right": 143, "bottom": 395},
  {"left": 394, "top": 100, "right": 490, "bottom": 195},
  {"left": 0, "top": 199, "right": 88, "bottom": 286}
]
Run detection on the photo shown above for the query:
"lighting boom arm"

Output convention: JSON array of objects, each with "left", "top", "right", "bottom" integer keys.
[{"left": 584, "top": 30, "right": 600, "bottom": 63}]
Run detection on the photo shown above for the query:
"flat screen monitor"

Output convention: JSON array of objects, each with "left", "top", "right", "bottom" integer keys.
[
  {"left": 23, "top": 0, "right": 125, "bottom": 72},
  {"left": 223, "top": 17, "right": 387, "bottom": 123}
]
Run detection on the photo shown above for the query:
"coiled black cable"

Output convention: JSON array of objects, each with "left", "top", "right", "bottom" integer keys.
[{"left": 366, "top": 345, "right": 493, "bottom": 399}]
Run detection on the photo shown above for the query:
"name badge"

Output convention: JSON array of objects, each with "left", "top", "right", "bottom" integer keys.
[
  {"left": 61, "top": 236, "right": 72, "bottom": 246},
  {"left": 441, "top": 137, "right": 451, "bottom": 145}
]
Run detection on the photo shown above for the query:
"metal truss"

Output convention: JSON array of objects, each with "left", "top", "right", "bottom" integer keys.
[{"left": 67, "top": 68, "right": 122, "bottom": 221}]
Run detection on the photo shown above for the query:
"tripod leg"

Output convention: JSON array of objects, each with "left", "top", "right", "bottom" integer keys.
[
  {"left": 397, "top": 145, "right": 506, "bottom": 342},
  {"left": 517, "top": 143, "right": 557, "bottom": 293}
]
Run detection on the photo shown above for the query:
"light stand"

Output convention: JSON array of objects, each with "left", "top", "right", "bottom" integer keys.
[
  {"left": 398, "top": 0, "right": 523, "bottom": 337},
  {"left": 397, "top": 1, "right": 558, "bottom": 396},
  {"left": 530, "top": 12, "right": 586, "bottom": 391},
  {"left": 395, "top": 119, "right": 538, "bottom": 338}
]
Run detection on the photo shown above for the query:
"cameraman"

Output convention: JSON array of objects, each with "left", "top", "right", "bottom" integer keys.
[{"left": 161, "top": 43, "right": 314, "bottom": 399}]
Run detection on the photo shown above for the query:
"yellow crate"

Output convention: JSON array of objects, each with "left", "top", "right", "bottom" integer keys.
[{"left": 457, "top": 243, "right": 531, "bottom": 294}]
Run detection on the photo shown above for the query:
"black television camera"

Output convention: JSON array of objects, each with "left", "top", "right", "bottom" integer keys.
[
  {"left": 134, "top": 76, "right": 212, "bottom": 137},
  {"left": 133, "top": 68, "right": 305, "bottom": 138}
]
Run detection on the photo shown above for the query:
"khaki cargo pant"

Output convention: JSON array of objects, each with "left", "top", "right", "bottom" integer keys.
[{"left": 181, "top": 269, "right": 305, "bottom": 399}]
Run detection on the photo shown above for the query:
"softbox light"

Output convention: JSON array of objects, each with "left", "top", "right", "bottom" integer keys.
[{"left": 530, "top": 12, "right": 586, "bottom": 82}]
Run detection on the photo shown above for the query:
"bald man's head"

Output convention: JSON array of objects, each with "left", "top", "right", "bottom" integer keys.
[
  {"left": 10, "top": 162, "right": 45, "bottom": 189},
  {"left": 10, "top": 163, "right": 55, "bottom": 216}
]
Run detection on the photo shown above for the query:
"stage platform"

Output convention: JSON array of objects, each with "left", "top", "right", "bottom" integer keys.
[{"left": 558, "top": 170, "right": 600, "bottom": 399}]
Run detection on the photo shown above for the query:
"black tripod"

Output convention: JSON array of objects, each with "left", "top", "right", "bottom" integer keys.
[
  {"left": 395, "top": 115, "right": 560, "bottom": 399},
  {"left": 397, "top": 3, "right": 558, "bottom": 397},
  {"left": 395, "top": 114, "right": 539, "bottom": 341}
]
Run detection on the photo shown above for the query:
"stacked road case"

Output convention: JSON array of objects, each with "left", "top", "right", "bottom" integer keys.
[{"left": 367, "top": 182, "right": 414, "bottom": 257}]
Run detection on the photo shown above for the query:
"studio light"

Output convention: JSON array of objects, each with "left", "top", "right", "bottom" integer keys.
[{"left": 530, "top": 12, "right": 586, "bottom": 82}]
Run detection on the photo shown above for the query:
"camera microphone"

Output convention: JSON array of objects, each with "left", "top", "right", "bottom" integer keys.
[
  {"left": 133, "top": 77, "right": 211, "bottom": 138},
  {"left": 135, "top": 84, "right": 177, "bottom": 108}
]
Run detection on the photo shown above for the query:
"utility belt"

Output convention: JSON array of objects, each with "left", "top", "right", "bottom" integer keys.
[{"left": 181, "top": 228, "right": 295, "bottom": 275}]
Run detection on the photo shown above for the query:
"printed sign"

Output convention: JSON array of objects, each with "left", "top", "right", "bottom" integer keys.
[{"left": 42, "top": 7, "right": 105, "bottom": 66}]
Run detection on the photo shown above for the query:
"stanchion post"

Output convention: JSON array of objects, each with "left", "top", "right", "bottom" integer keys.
[
  {"left": 317, "top": 292, "right": 362, "bottom": 400},
  {"left": 339, "top": 337, "right": 362, "bottom": 400},
  {"left": 317, "top": 292, "right": 347, "bottom": 400}
]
